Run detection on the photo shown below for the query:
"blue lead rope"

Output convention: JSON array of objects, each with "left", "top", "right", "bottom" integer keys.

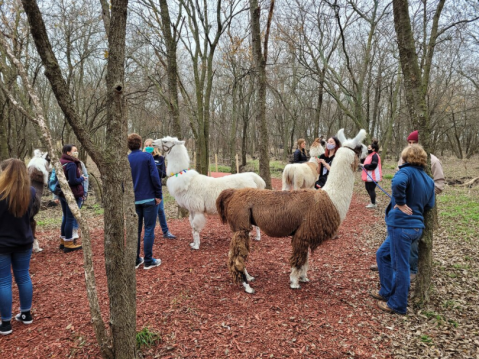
[{"left": 361, "top": 167, "right": 392, "bottom": 199}]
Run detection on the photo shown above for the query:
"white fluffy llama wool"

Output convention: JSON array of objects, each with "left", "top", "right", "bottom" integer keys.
[
  {"left": 217, "top": 129, "right": 367, "bottom": 294},
  {"left": 281, "top": 140, "right": 324, "bottom": 190},
  {"left": 152, "top": 136, "right": 266, "bottom": 250}
]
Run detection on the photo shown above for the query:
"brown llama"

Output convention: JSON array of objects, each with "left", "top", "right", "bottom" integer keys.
[{"left": 216, "top": 129, "right": 367, "bottom": 293}]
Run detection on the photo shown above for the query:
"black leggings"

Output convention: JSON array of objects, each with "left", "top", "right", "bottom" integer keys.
[{"left": 365, "top": 181, "right": 377, "bottom": 204}]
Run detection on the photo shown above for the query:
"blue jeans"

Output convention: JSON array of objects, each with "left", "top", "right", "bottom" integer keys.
[
  {"left": 157, "top": 200, "right": 169, "bottom": 234},
  {"left": 136, "top": 200, "right": 158, "bottom": 264},
  {"left": 376, "top": 226, "right": 422, "bottom": 314},
  {"left": 72, "top": 198, "right": 84, "bottom": 230},
  {"left": 60, "top": 197, "right": 83, "bottom": 240},
  {"left": 0, "top": 249, "right": 33, "bottom": 321},
  {"left": 409, "top": 238, "right": 419, "bottom": 274}
]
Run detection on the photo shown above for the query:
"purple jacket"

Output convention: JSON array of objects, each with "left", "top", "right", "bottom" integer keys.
[{"left": 59, "top": 154, "right": 84, "bottom": 199}]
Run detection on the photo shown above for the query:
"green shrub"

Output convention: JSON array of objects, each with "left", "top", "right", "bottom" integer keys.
[{"left": 136, "top": 327, "right": 161, "bottom": 349}]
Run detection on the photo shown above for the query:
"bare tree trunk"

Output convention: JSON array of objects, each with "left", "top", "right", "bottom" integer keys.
[
  {"left": 249, "top": 0, "right": 273, "bottom": 189},
  {"left": 392, "top": 0, "right": 446, "bottom": 305},
  {"left": 159, "top": 0, "right": 181, "bottom": 137}
]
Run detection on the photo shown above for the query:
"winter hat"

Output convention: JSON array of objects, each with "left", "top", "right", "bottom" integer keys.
[{"left": 407, "top": 130, "right": 419, "bottom": 142}]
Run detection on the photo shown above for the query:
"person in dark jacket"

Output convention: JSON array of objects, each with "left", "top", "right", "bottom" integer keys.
[
  {"left": 360, "top": 139, "right": 382, "bottom": 208},
  {"left": 371, "top": 145, "right": 435, "bottom": 315},
  {"left": 58, "top": 144, "right": 85, "bottom": 253},
  {"left": 128, "top": 134, "right": 163, "bottom": 270},
  {"left": 315, "top": 136, "right": 341, "bottom": 188},
  {"left": 293, "top": 138, "right": 308, "bottom": 163},
  {"left": 143, "top": 139, "right": 176, "bottom": 239},
  {"left": 0, "top": 159, "right": 36, "bottom": 335}
]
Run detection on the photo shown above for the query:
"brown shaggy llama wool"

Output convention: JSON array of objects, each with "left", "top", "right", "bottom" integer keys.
[{"left": 217, "top": 188, "right": 341, "bottom": 285}]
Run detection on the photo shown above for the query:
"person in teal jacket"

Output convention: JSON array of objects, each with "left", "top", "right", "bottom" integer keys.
[{"left": 371, "top": 144, "right": 435, "bottom": 315}]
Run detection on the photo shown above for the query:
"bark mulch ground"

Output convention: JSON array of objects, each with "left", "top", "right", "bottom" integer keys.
[{"left": 0, "top": 177, "right": 393, "bottom": 358}]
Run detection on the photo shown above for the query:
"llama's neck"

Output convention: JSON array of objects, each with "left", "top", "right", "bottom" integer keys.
[
  {"left": 322, "top": 148, "right": 356, "bottom": 222},
  {"left": 165, "top": 145, "right": 190, "bottom": 176},
  {"left": 31, "top": 180, "right": 44, "bottom": 198}
]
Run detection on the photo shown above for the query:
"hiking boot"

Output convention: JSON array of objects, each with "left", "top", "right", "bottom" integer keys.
[
  {"left": 410, "top": 273, "right": 417, "bottom": 282},
  {"left": 0, "top": 321, "right": 12, "bottom": 335},
  {"left": 63, "top": 240, "right": 82, "bottom": 253},
  {"left": 135, "top": 257, "right": 144, "bottom": 269},
  {"left": 366, "top": 203, "right": 377, "bottom": 209},
  {"left": 59, "top": 237, "right": 65, "bottom": 250},
  {"left": 370, "top": 264, "right": 379, "bottom": 271},
  {"left": 144, "top": 259, "right": 161, "bottom": 270},
  {"left": 370, "top": 290, "right": 386, "bottom": 301},
  {"left": 163, "top": 232, "right": 177, "bottom": 239},
  {"left": 15, "top": 311, "right": 33, "bottom": 325},
  {"left": 72, "top": 228, "right": 80, "bottom": 239}
]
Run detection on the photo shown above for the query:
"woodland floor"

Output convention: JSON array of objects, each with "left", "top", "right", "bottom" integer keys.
[{"left": 0, "top": 156, "right": 478, "bottom": 358}]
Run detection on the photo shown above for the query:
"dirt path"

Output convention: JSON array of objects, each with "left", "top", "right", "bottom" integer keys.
[{"left": 1, "top": 178, "right": 391, "bottom": 358}]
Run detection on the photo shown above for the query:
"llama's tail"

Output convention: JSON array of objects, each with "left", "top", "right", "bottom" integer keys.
[
  {"left": 216, "top": 188, "right": 236, "bottom": 224},
  {"left": 282, "top": 165, "right": 294, "bottom": 190}
]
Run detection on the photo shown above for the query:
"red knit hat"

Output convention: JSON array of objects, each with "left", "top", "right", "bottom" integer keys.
[{"left": 407, "top": 130, "right": 419, "bottom": 142}]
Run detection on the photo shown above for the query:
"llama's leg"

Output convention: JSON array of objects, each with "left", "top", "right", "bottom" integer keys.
[
  {"left": 289, "top": 234, "right": 309, "bottom": 289},
  {"left": 228, "top": 230, "right": 254, "bottom": 293},
  {"left": 189, "top": 212, "right": 206, "bottom": 250},
  {"left": 31, "top": 219, "right": 42, "bottom": 253},
  {"left": 252, "top": 226, "right": 261, "bottom": 241},
  {"left": 244, "top": 268, "right": 255, "bottom": 282},
  {"left": 299, "top": 252, "right": 310, "bottom": 283}
]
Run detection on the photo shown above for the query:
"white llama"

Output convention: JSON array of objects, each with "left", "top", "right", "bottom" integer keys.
[
  {"left": 152, "top": 136, "right": 266, "bottom": 250},
  {"left": 217, "top": 129, "right": 367, "bottom": 293},
  {"left": 282, "top": 141, "right": 324, "bottom": 190}
]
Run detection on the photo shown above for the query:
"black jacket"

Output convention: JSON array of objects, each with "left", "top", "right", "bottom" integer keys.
[
  {"left": 0, "top": 187, "right": 35, "bottom": 254},
  {"left": 293, "top": 149, "right": 308, "bottom": 163},
  {"left": 153, "top": 155, "right": 167, "bottom": 179}
]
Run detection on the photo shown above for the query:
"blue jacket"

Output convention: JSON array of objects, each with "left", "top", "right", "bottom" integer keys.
[
  {"left": 385, "top": 163, "right": 435, "bottom": 229},
  {"left": 128, "top": 150, "right": 162, "bottom": 202},
  {"left": 0, "top": 187, "right": 35, "bottom": 254}
]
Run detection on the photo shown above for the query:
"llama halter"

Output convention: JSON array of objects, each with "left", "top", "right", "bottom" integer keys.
[
  {"left": 162, "top": 143, "right": 175, "bottom": 154},
  {"left": 169, "top": 169, "right": 189, "bottom": 178}
]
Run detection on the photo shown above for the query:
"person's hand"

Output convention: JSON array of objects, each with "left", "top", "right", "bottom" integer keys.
[
  {"left": 155, "top": 198, "right": 162, "bottom": 205},
  {"left": 394, "top": 204, "right": 412, "bottom": 215},
  {"left": 54, "top": 199, "right": 59, "bottom": 204},
  {"left": 319, "top": 159, "right": 326, "bottom": 165}
]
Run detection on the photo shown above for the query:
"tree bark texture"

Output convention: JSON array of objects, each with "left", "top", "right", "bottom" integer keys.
[
  {"left": 159, "top": 0, "right": 181, "bottom": 137},
  {"left": 102, "top": 1, "right": 138, "bottom": 358},
  {"left": 249, "top": 0, "right": 272, "bottom": 189},
  {"left": 392, "top": 0, "right": 445, "bottom": 306}
]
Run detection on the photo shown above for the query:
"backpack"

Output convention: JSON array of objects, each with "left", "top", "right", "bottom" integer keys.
[{"left": 48, "top": 163, "right": 68, "bottom": 195}]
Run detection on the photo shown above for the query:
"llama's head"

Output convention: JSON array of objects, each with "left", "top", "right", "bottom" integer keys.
[
  {"left": 336, "top": 129, "right": 367, "bottom": 171},
  {"left": 309, "top": 139, "right": 325, "bottom": 158},
  {"left": 28, "top": 149, "right": 51, "bottom": 184},
  {"left": 152, "top": 136, "right": 185, "bottom": 155},
  {"left": 152, "top": 136, "right": 190, "bottom": 173}
]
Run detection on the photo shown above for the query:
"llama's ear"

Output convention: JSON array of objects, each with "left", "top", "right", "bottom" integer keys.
[
  {"left": 152, "top": 139, "right": 162, "bottom": 148},
  {"left": 174, "top": 139, "right": 185, "bottom": 146},
  {"left": 353, "top": 129, "right": 367, "bottom": 146},
  {"left": 337, "top": 129, "right": 346, "bottom": 144}
]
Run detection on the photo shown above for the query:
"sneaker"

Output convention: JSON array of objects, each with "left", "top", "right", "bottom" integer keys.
[
  {"left": 163, "top": 232, "right": 176, "bottom": 239},
  {"left": 366, "top": 203, "right": 377, "bottom": 209},
  {"left": 135, "top": 257, "right": 144, "bottom": 269},
  {"left": 144, "top": 259, "right": 161, "bottom": 270},
  {"left": 15, "top": 311, "right": 33, "bottom": 325},
  {"left": 72, "top": 228, "right": 79, "bottom": 239},
  {"left": 0, "top": 321, "right": 12, "bottom": 335},
  {"left": 370, "top": 264, "right": 379, "bottom": 271}
]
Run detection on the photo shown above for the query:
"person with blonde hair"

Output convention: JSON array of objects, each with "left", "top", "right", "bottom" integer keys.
[
  {"left": 0, "top": 159, "right": 36, "bottom": 335},
  {"left": 143, "top": 139, "right": 176, "bottom": 239},
  {"left": 293, "top": 138, "right": 308, "bottom": 163},
  {"left": 371, "top": 144, "right": 435, "bottom": 315}
]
